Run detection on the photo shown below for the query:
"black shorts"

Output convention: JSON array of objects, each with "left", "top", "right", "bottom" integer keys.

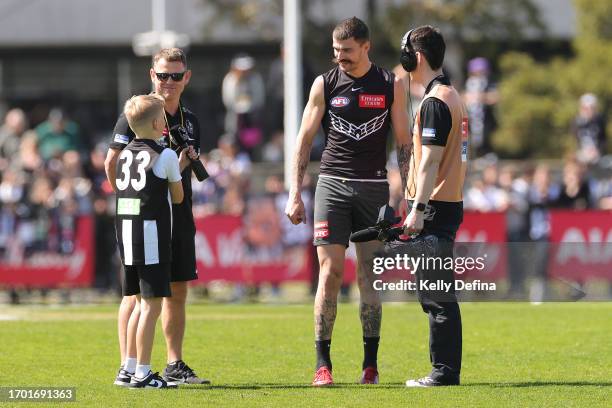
[
  {"left": 170, "top": 220, "right": 198, "bottom": 282},
  {"left": 313, "top": 176, "right": 389, "bottom": 247},
  {"left": 122, "top": 263, "right": 171, "bottom": 298}
]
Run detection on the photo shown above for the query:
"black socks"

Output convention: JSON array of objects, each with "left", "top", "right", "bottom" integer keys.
[
  {"left": 315, "top": 340, "right": 332, "bottom": 370},
  {"left": 362, "top": 336, "right": 380, "bottom": 369},
  {"left": 315, "top": 337, "right": 380, "bottom": 371}
]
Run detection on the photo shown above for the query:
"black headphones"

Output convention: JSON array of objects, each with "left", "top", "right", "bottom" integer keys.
[{"left": 400, "top": 29, "right": 417, "bottom": 72}]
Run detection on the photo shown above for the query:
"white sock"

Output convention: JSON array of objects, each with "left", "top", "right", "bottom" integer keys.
[
  {"left": 135, "top": 364, "right": 151, "bottom": 379},
  {"left": 123, "top": 357, "right": 137, "bottom": 374}
]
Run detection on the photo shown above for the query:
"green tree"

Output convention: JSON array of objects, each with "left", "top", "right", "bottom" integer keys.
[
  {"left": 382, "top": 0, "right": 544, "bottom": 48},
  {"left": 380, "top": 0, "right": 545, "bottom": 80},
  {"left": 494, "top": 0, "right": 612, "bottom": 157}
]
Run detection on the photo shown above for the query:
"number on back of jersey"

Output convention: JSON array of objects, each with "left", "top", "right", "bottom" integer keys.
[{"left": 116, "top": 150, "right": 151, "bottom": 191}]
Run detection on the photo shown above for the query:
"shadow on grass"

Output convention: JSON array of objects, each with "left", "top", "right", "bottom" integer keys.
[
  {"left": 177, "top": 381, "right": 612, "bottom": 390},
  {"left": 464, "top": 381, "right": 612, "bottom": 387},
  {"left": 179, "top": 382, "right": 407, "bottom": 390}
]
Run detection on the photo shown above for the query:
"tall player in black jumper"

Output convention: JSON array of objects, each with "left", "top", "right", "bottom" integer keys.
[
  {"left": 106, "top": 48, "right": 209, "bottom": 385},
  {"left": 285, "top": 17, "right": 411, "bottom": 386}
]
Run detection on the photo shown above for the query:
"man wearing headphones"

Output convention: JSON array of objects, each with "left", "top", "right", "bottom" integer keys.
[{"left": 399, "top": 26, "right": 468, "bottom": 387}]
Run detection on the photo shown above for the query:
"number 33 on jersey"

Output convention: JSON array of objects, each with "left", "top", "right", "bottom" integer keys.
[{"left": 116, "top": 149, "right": 151, "bottom": 192}]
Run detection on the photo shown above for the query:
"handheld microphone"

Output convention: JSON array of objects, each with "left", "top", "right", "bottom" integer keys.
[
  {"left": 169, "top": 125, "right": 209, "bottom": 182},
  {"left": 349, "top": 204, "right": 407, "bottom": 243}
]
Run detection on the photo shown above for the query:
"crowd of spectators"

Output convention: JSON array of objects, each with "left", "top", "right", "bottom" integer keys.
[
  {"left": 0, "top": 54, "right": 610, "bottom": 303},
  {"left": 0, "top": 108, "right": 92, "bottom": 261}
]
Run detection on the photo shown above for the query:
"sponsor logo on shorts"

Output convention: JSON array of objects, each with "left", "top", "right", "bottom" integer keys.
[
  {"left": 359, "top": 94, "right": 385, "bottom": 109},
  {"left": 314, "top": 229, "right": 329, "bottom": 239},
  {"left": 314, "top": 221, "right": 329, "bottom": 239},
  {"left": 331, "top": 96, "right": 350, "bottom": 107},
  {"left": 114, "top": 133, "right": 130, "bottom": 144}
]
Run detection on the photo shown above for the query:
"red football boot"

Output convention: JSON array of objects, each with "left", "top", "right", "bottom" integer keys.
[
  {"left": 312, "top": 366, "right": 334, "bottom": 386},
  {"left": 360, "top": 366, "right": 379, "bottom": 384}
]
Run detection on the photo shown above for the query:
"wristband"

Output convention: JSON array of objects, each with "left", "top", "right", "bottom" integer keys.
[{"left": 412, "top": 202, "right": 426, "bottom": 212}]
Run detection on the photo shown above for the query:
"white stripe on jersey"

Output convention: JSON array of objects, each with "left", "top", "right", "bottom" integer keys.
[
  {"left": 143, "top": 220, "right": 159, "bottom": 265},
  {"left": 122, "top": 219, "right": 133, "bottom": 265},
  {"left": 167, "top": 191, "right": 173, "bottom": 239}
]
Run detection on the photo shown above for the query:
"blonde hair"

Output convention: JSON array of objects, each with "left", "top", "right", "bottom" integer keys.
[{"left": 123, "top": 94, "right": 165, "bottom": 135}]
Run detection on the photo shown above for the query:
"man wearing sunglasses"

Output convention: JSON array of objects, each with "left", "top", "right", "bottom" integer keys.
[{"left": 105, "top": 47, "right": 209, "bottom": 386}]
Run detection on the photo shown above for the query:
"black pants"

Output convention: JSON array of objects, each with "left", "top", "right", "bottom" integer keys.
[{"left": 416, "top": 226, "right": 461, "bottom": 384}]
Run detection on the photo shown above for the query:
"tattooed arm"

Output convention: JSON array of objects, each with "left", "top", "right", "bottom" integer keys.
[
  {"left": 285, "top": 76, "right": 326, "bottom": 225},
  {"left": 391, "top": 76, "right": 412, "bottom": 199}
]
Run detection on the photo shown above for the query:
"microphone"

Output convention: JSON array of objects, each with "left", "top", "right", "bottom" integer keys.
[
  {"left": 349, "top": 226, "right": 407, "bottom": 243},
  {"left": 349, "top": 204, "right": 410, "bottom": 243},
  {"left": 349, "top": 227, "right": 380, "bottom": 243},
  {"left": 168, "top": 125, "right": 209, "bottom": 182}
]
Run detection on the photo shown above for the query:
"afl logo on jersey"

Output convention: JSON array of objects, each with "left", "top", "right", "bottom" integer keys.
[{"left": 331, "top": 96, "right": 350, "bottom": 107}]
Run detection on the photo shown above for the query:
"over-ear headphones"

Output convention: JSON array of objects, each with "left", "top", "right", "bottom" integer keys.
[{"left": 400, "top": 29, "right": 417, "bottom": 72}]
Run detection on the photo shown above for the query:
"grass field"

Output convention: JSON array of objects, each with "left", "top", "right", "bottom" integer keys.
[{"left": 0, "top": 302, "right": 610, "bottom": 407}]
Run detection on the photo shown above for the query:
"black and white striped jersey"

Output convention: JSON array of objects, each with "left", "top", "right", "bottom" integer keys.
[{"left": 115, "top": 139, "right": 175, "bottom": 266}]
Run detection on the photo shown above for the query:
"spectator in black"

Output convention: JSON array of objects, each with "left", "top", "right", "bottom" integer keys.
[
  {"left": 498, "top": 165, "right": 530, "bottom": 297},
  {"left": 86, "top": 143, "right": 117, "bottom": 292},
  {"left": 463, "top": 57, "right": 498, "bottom": 157},
  {"left": 573, "top": 93, "right": 607, "bottom": 166},
  {"left": 526, "top": 164, "right": 560, "bottom": 303},
  {"left": 555, "top": 157, "right": 592, "bottom": 209}
]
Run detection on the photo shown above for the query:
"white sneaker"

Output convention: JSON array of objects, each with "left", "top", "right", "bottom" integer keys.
[
  {"left": 405, "top": 376, "right": 442, "bottom": 387},
  {"left": 129, "top": 371, "right": 177, "bottom": 389}
]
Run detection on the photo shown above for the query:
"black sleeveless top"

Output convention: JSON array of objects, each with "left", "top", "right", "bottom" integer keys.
[{"left": 320, "top": 64, "right": 394, "bottom": 180}]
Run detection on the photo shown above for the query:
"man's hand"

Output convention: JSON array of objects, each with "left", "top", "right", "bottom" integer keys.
[
  {"left": 179, "top": 146, "right": 197, "bottom": 164},
  {"left": 403, "top": 208, "right": 424, "bottom": 236},
  {"left": 178, "top": 147, "right": 192, "bottom": 171},
  {"left": 285, "top": 193, "right": 306, "bottom": 225},
  {"left": 186, "top": 145, "right": 198, "bottom": 160}
]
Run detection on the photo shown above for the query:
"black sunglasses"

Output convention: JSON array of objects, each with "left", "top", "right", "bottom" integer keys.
[{"left": 155, "top": 72, "right": 186, "bottom": 82}]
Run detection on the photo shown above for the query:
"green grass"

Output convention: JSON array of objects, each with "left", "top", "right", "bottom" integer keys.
[{"left": 0, "top": 302, "right": 610, "bottom": 407}]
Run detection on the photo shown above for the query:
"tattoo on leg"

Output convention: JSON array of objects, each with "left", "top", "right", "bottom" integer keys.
[
  {"left": 360, "top": 303, "right": 382, "bottom": 338},
  {"left": 315, "top": 298, "right": 338, "bottom": 340}
]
